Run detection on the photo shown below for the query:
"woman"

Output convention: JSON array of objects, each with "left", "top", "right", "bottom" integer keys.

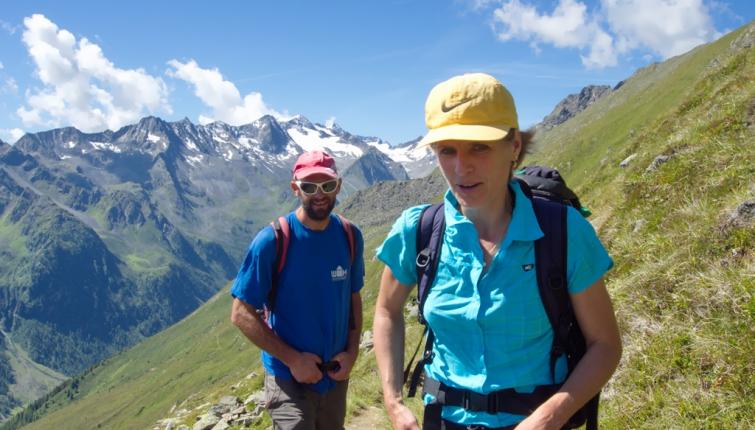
[{"left": 373, "top": 73, "right": 622, "bottom": 430}]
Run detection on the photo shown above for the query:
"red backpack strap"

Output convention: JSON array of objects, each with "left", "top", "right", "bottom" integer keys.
[
  {"left": 272, "top": 216, "right": 290, "bottom": 273},
  {"left": 337, "top": 215, "right": 355, "bottom": 264},
  {"left": 268, "top": 216, "right": 290, "bottom": 314}
]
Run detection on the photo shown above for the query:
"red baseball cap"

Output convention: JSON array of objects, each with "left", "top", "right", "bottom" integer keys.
[{"left": 292, "top": 151, "right": 338, "bottom": 179}]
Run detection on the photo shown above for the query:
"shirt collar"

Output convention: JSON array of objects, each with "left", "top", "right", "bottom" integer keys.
[{"left": 443, "top": 180, "right": 544, "bottom": 242}]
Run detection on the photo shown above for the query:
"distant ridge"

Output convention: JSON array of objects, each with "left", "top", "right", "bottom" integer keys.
[
  {"left": 0, "top": 114, "right": 428, "bottom": 421},
  {"left": 5, "top": 21, "right": 753, "bottom": 430},
  {"left": 537, "top": 85, "right": 613, "bottom": 131}
]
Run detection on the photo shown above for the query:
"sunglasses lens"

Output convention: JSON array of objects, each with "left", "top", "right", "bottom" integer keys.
[
  {"left": 300, "top": 183, "right": 317, "bottom": 194},
  {"left": 321, "top": 180, "right": 338, "bottom": 193}
]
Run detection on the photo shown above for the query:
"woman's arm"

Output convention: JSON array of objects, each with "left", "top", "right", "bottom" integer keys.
[
  {"left": 374, "top": 266, "right": 421, "bottom": 430},
  {"left": 517, "top": 277, "right": 622, "bottom": 430}
]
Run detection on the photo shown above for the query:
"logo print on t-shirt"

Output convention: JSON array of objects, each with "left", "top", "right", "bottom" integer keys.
[
  {"left": 331, "top": 265, "right": 348, "bottom": 281},
  {"left": 522, "top": 263, "right": 534, "bottom": 272}
]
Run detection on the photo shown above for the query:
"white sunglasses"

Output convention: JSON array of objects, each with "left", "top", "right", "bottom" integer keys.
[{"left": 295, "top": 179, "right": 339, "bottom": 195}]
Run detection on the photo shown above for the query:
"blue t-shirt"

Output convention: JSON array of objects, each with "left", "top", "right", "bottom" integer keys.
[
  {"left": 231, "top": 211, "right": 365, "bottom": 393},
  {"left": 376, "top": 181, "right": 613, "bottom": 427}
]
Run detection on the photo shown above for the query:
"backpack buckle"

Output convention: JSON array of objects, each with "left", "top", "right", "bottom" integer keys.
[
  {"left": 487, "top": 392, "right": 498, "bottom": 414},
  {"left": 461, "top": 391, "right": 471, "bottom": 410},
  {"left": 416, "top": 248, "right": 431, "bottom": 268}
]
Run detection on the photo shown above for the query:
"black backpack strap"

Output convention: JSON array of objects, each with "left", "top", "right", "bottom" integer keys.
[
  {"left": 531, "top": 197, "right": 570, "bottom": 382},
  {"left": 403, "top": 203, "right": 445, "bottom": 397},
  {"left": 423, "top": 376, "right": 562, "bottom": 416},
  {"left": 415, "top": 203, "right": 445, "bottom": 324},
  {"left": 531, "top": 197, "right": 598, "bottom": 429}
]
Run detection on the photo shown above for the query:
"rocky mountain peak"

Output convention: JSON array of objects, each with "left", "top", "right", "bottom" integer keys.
[
  {"left": 538, "top": 85, "right": 612, "bottom": 130},
  {"left": 136, "top": 115, "right": 168, "bottom": 131},
  {"left": 342, "top": 146, "right": 410, "bottom": 191},
  {"left": 283, "top": 115, "right": 315, "bottom": 131},
  {"left": 241, "top": 115, "right": 291, "bottom": 154},
  {"left": 396, "top": 136, "right": 423, "bottom": 148}
]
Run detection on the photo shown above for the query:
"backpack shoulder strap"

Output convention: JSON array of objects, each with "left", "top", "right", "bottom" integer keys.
[
  {"left": 531, "top": 197, "right": 570, "bottom": 382},
  {"left": 268, "top": 216, "right": 290, "bottom": 314},
  {"left": 532, "top": 197, "right": 599, "bottom": 430},
  {"left": 404, "top": 203, "right": 445, "bottom": 397},
  {"left": 415, "top": 203, "right": 445, "bottom": 324},
  {"left": 337, "top": 214, "right": 356, "bottom": 265}
]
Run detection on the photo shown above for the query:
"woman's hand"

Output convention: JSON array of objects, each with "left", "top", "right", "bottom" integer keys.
[
  {"left": 386, "top": 400, "right": 420, "bottom": 430},
  {"left": 513, "top": 411, "right": 558, "bottom": 430}
]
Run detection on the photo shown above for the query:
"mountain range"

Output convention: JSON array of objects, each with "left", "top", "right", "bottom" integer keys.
[
  {"left": 3, "top": 18, "right": 752, "bottom": 429},
  {"left": 0, "top": 26, "right": 687, "bottom": 425},
  {"left": 0, "top": 114, "right": 433, "bottom": 420}
]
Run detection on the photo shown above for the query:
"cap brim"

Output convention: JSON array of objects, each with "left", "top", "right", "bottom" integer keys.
[
  {"left": 419, "top": 124, "right": 513, "bottom": 147},
  {"left": 293, "top": 167, "right": 338, "bottom": 180}
]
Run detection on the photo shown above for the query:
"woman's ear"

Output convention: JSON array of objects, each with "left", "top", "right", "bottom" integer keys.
[{"left": 511, "top": 129, "right": 523, "bottom": 162}]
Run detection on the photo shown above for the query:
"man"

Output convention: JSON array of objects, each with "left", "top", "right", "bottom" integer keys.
[{"left": 231, "top": 150, "right": 365, "bottom": 430}]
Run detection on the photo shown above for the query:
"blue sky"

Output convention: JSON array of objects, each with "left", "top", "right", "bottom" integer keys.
[{"left": 0, "top": 0, "right": 752, "bottom": 144}]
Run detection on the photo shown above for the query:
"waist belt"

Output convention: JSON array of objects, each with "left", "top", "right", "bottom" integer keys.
[{"left": 423, "top": 377, "right": 561, "bottom": 416}]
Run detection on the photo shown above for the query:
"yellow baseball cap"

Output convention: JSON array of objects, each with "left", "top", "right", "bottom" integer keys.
[{"left": 419, "top": 73, "right": 519, "bottom": 146}]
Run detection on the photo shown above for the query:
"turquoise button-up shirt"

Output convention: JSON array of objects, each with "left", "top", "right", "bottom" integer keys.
[{"left": 376, "top": 180, "right": 613, "bottom": 427}]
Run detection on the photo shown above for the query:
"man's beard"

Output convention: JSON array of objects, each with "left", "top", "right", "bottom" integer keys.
[{"left": 303, "top": 197, "right": 336, "bottom": 221}]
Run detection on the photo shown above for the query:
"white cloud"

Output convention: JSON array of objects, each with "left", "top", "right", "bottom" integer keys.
[
  {"left": 0, "top": 128, "right": 25, "bottom": 143},
  {"left": 167, "top": 59, "right": 289, "bottom": 126},
  {"left": 2, "top": 78, "right": 18, "bottom": 94},
  {"left": 494, "top": 0, "right": 590, "bottom": 47},
  {"left": 0, "top": 61, "right": 4, "bottom": 69},
  {"left": 17, "top": 14, "right": 171, "bottom": 132},
  {"left": 0, "top": 20, "right": 18, "bottom": 35},
  {"left": 602, "top": 0, "right": 717, "bottom": 58},
  {"left": 493, "top": 0, "right": 617, "bottom": 68},
  {"left": 464, "top": 0, "right": 500, "bottom": 10},
  {"left": 486, "top": 0, "right": 719, "bottom": 68}
]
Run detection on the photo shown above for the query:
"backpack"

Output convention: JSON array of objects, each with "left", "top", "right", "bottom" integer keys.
[
  {"left": 404, "top": 166, "right": 599, "bottom": 430},
  {"left": 265, "top": 214, "right": 356, "bottom": 314}
]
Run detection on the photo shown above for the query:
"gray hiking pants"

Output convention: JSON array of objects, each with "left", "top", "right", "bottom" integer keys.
[{"left": 264, "top": 373, "right": 348, "bottom": 430}]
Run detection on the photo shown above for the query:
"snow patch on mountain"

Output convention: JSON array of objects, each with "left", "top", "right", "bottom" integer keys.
[
  {"left": 90, "top": 141, "right": 122, "bottom": 153},
  {"left": 286, "top": 127, "right": 364, "bottom": 157}
]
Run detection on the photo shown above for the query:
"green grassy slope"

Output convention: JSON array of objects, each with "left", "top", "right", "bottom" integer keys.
[
  {"left": 6, "top": 21, "right": 753, "bottom": 430},
  {"left": 2, "top": 169, "right": 446, "bottom": 430},
  {"left": 4, "top": 224, "right": 417, "bottom": 430},
  {"left": 4, "top": 290, "right": 260, "bottom": 430},
  {"left": 529, "top": 23, "right": 754, "bottom": 428}
]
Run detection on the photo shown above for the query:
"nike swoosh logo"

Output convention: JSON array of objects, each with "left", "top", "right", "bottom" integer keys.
[{"left": 441, "top": 97, "right": 475, "bottom": 113}]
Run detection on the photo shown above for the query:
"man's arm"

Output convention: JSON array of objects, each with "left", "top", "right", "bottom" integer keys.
[
  {"left": 374, "top": 267, "right": 420, "bottom": 430},
  {"left": 328, "top": 291, "right": 362, "bottom": 380},
  {"left": 230, "top": 298, "right": 323, "bottom": 384}
]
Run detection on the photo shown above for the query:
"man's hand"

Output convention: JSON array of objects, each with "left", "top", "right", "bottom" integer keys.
[
  {"left": 289, "top": 352, "right": 323, "bottom": 384},
  {"left": 327, "top": 349, "right": 357, "bottom": 381},
  {"left": 386, "top": 400, "right": 420, "bottom": 430}
]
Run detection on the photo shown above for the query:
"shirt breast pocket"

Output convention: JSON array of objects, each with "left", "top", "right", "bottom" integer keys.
[{"left": 483, "top": 261, "right": 550, "bottom": 345}]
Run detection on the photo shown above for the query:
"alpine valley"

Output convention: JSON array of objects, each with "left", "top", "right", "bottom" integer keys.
[
  {"left": 0, "top": 115, "right": 431, "bottom": 421},
  {"left": 2, "top": 20, "right": 753, "bottom": 430}
]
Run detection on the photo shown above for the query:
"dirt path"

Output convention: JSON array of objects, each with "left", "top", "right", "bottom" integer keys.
[{"left": 345, "top": 405, "right": 389, "bottom": 429}]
